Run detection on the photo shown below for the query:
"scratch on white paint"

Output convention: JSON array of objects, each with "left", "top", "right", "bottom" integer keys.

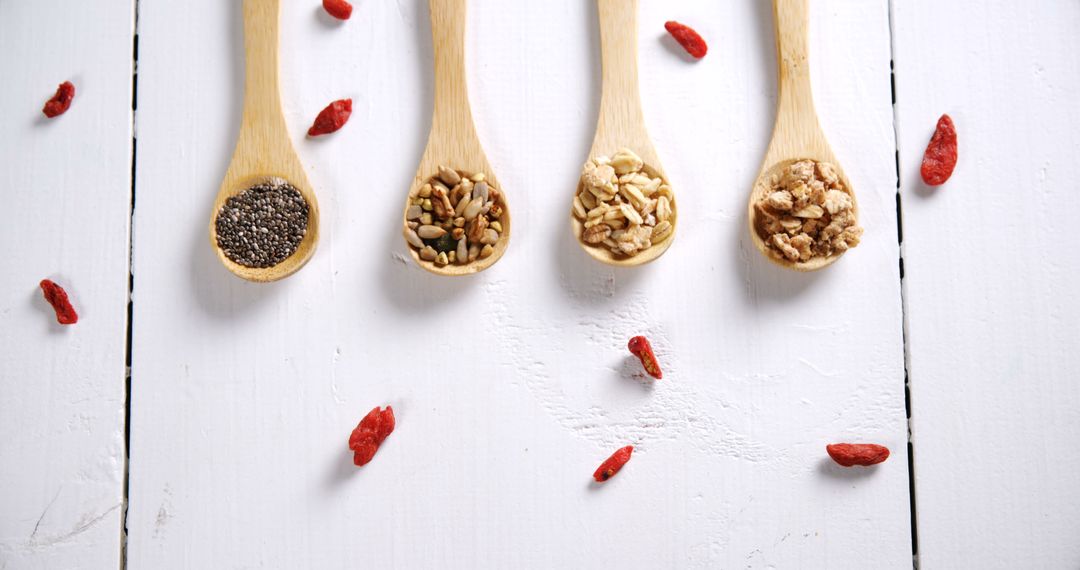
[
  {"left": 799, "top": 358, "right": 839, "bottom": 378},
  {"left": 29, "top": 504, "right": 121, "bottom": 549},
  {"left": 29, "top": 489, "right": 62, "bottom": 540},
  {"left": 330, "top": 347, "right": 344, "bottom": 405}
]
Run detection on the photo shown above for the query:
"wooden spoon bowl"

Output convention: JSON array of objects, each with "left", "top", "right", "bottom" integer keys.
[
  {"left": 210, "top": 0, "right": 319, "bottom": 282},
  {"left": 403, "top": 0, "right": 509, "bottom": 276},
  {"left": 748, "top": 159, "right": 858, "bottom": 271},
  {"left": 571, "top": 161, "right": 676, "bottom": 267},
  {"left": 572, "top": 0, "right": 676, "bottom": 267},
  {"left": 747, "top": 0, "right": 858, "bottom": 272},
  {"left": 402, "top": 168, "right": 510, "bottom": 276}
]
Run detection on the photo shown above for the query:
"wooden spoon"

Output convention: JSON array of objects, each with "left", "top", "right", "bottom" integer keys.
[
  {"left": 209, "top": 0, "right": 319, "bottom": 282},
  {"left": 402, "top": 0, "right": 510, "bottom": 276},
  {"left": 747, "top": 0, "right": 858, "bottom": 271},
  {"left": 571, "top": 0, "right": 677, "bottom": 267}
]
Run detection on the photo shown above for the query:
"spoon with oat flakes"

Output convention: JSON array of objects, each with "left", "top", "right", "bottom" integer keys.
[
  {"left": 571, "top": 0, "right": 677, "bottom": 267},
  {"left": 748, "top": 0, "right": 862, "bottom": 271},
  {"left": 401, "top": 0, "right": 510, "bottom": 276}
]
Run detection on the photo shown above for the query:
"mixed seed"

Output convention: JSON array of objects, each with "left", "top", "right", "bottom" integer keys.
[
  {"left": 215, "top": 178, "right": 309, "bottom": 268},
  {"left": 574, "top": 148, "right": 674, "bottom": 257},
  {"left": 404, "top": 167, "right": 506, "bottom": 267},
  {"left": 753, "top": 160, "right": 862, "bottom": 263}
]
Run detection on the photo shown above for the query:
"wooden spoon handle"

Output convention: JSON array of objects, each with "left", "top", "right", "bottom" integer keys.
[
  {"left": 240, "top": 0, "right": 284, "bottom": 132},
  {"left": 595, "top": 0, "right": 646, "bottom": 146},
  {"left": 773, "top": 0, "right": 816, "bottom": 123},
  {"left": 429, "top": 0, "right": 477, "bottom": 141}
]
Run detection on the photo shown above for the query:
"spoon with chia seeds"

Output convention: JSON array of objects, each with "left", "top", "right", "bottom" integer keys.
[
  {"left": 211, "top": 0, "right": 319, "bottom": 282},
  {"left": 402, "top": 0, "right": 510, "bottom": 276}
]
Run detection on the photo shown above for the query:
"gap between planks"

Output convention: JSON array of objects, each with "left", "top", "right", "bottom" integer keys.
[
  {"left": 120, "top": 0, "right": 141, "bottom": 568},
  {"left": 886, "top": 0, "right": 920, "bottom": 568}
]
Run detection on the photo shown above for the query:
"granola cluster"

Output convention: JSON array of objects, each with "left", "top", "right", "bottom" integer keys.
[
  {"left": 573, "top": 148, "right": 674, "bottom": 257},
  {"left": 754, "top": 160, "right": 862, "bottom": 263}
]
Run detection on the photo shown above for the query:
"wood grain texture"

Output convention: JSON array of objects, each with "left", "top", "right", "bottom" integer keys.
[
  {"left": 893, "top": 1, "right": 1080, "bottom": 568},
  {"left": 570, "top": 0, "right": 676, "bottom": 268},
  {"left": 212, "top": 0, "right": 321, "bottom": 282},
  {"left": 746, "top": 0, "right": 859, "bottom": 272},
  {"left": 126, "top": 0, "right": 909, "bottom": 568},
  {"left": 401, "top": 0, "right": 510, "bottom": 276},
  {"left": 0, "top": 1, "right": 133, "bottom": 568}
]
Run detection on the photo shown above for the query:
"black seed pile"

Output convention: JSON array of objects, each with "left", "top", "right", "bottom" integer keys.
[{"left": 215, "top": 179, "right": 309, "bottom": 268}]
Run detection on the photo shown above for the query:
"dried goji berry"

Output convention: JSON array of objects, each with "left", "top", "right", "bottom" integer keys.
[
  {"left": 593, "top": 445, "right": 634, "bottom": 482},
  {"left": 39, "top": 279, "right": 78, "bottom": 325},
  {"left": 349, "top": 406, "right": 394, "bottom": 466},
  {"left": 42, "top": 81, "right": 76, "bottom": 118},
  {"left": 826, "top": 443, "right": 890, "bottom": 467},
  {"left": 664, "top": 21, "right": 708, "bottom": 59},
  {"left": 322, "top": 0, "right": 353, "bottom": 20},
  {"left": 628, "top": 336, "right": 662, "bottom": 379},
  {"left": 307, "top": 99, "right": 352, "bottom": 137},
  {"left": 920, "top": 114, "right": 958, "bottom": 186}
]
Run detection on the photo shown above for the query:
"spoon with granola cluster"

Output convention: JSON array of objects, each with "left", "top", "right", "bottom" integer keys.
[
  {"left": 210, "top": 0, "right": 319, "bottom": 282},
  {"left": 571, "top": 0, "right": 677, "bottom": 267},
  {"left": 747, "top": 0, "right": 862, "bottom": 271},
  {"left": 400, "top": 0, "right": 510, "bottom": 276}
]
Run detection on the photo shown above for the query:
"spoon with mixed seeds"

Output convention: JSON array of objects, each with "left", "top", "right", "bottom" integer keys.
[
  {"left": 747, "top": 0, "right": 862, "bottom": 271},
  {"left": 401, "top": 0, "right": 510, "bottom": 276},
  {"left": 572, "top": 0, "right": 677, "bottom": 267},
  {"left": 211, "top": 0, "right": 319, "bottom": 282}
]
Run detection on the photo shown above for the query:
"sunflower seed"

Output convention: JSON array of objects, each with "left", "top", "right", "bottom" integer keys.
[
  {"left": 473, "top": 181, "right": 489, "bottom": 202},
  {"left": 456, "top": 238, "right": 468, "bottom": 264},
  {"left": 463, "top": 196, "right": 484, "bottom": 220},
  {"left": 405, "top": 228, "right": 424, "bottom": 248},
  {"left": 438, "top": 165, "right": 461, "bottom": 186},
  {"left": 418, "top": 225, "right": 447, "bottom": 239}
]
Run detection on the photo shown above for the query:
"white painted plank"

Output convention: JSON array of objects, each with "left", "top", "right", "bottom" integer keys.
[
  {"left": 893, "top": 1, "right": 1080, "bottom": 568},
  {"left": 0, "top": 1, "right": 133, "bottom": 568},
  {"left": 129, "top": 1, "right": 908, "bottom": 567}
]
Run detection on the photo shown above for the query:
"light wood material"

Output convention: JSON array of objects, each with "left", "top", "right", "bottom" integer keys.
[
  {"left": 571, "top": 0, "right": 677, "bottom": 267},
  {"left": 747, "top": 0, "right": 859, "bottom": 271},
  {"left": 401, "top": 0, "right": 510, "bottom": 276},
  {"left": 209, "top": 0, "right": 319, "bottom": 282}
]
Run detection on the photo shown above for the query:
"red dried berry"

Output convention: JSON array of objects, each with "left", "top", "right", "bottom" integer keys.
[
  {"left": 593, "top": 446, "right": 634, "bottom": 482},
  {"left": 376, "top": 407, "right": 395, "bottom": 443},
  {"left": 628, "top": 336, "right": 662, "bottom": 379},
  {"left": 826, "top": 443, "right": 890, "bottom": 467},
  {"left": 322, "top": 0, "right": 353, "bottom": 20},
  {"left": 307, "top": 99, "right": 352, "bottom": 137},
  {"left": 349, "top": 406, "right": 395, "bottom": 467},
  {"left": 42, "top": 81, "right": 76, "bottom": 118},
  {"left": 664, "top": 21, "right": 707, "bottom": 59},
  {"left": 920, "top": 114, "right": 958, "bottom": 186},
  {"left": 39, "top": 279, "right": 78, "bottom": 325}
]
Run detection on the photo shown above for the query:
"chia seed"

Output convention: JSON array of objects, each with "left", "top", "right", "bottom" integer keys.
[{"left": 215, "top": 178, "right": 309, "bottom": 268}]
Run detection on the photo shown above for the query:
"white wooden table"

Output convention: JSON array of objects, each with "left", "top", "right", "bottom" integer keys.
[{"left": 2, "top": 1, "right": 1078, "bottom": 568}]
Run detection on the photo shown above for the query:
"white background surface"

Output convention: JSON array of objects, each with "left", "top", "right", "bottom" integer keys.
[{"left": 0, "top": 1, "right": 1076, "bottom": 569}]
